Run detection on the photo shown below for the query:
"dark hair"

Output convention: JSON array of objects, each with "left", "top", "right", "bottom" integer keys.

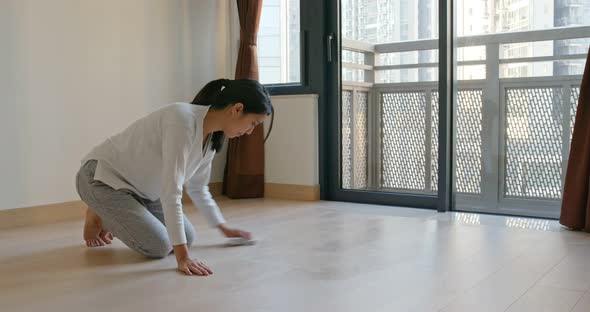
[{"left": 191, "top": 78, "right": 274, "bottom": 152}]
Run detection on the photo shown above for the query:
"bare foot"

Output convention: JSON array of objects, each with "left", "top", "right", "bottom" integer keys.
[{"left": 83, "top": 208, "right": 114, "bottom": 247}]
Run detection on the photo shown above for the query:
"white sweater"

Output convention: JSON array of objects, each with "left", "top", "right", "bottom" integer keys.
[{"left": 82, "top": 103, "right": 225, "bottom": 245}]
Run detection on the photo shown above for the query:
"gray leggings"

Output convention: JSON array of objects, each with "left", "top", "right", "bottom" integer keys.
[{"left": 75, "top": 160, "right": 195, "bottom": 258}]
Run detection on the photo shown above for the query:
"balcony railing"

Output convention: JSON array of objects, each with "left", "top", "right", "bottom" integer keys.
[{"left": 340, "top": 26, "right": 589, "bottom": 217}]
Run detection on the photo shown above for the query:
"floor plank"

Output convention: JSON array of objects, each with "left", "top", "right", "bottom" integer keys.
[{"left": 1, "top": 199, "right": 588, "bottom": 312}]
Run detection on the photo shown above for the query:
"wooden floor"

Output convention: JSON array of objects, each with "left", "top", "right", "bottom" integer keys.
[{"left": 1, "top": 199, "right": 589, "bottom": 312}]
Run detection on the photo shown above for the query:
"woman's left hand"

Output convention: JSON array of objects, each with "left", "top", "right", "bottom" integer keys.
[{"left": 218, "top": 224, "right": 252, "bottom": 240}]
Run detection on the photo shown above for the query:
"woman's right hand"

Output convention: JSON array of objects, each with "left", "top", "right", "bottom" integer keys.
[{"left": 177, "top": 257, "right": 213, "bottom": 276}]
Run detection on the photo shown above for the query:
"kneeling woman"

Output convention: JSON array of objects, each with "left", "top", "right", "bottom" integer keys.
[{"left": 75, "top": 79, "right": 272, "bottom": 276}]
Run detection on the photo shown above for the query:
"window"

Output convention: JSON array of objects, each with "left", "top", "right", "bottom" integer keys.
[{"left": 258, "top": 0, "right": 301, "bottom": 85}]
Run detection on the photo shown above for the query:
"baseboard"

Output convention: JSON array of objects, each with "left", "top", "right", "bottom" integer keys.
[
  {"left": 0, "top": 200, "right": 86, "bottom": 230},
  {"left": 265, "top": 183, "right": 320, "bottom": 201},
  {"left": 0, "top": 182, "right": 318, "bottom": 230}
]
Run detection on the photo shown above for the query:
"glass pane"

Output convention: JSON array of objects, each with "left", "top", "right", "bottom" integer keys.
[
  {"left": 457, "top": 65, "right": 486, "bottom": 80},
  {"left": 258, "top": 0, "right": 300, "bottom": 84},
  {"left": 376, "top": 69, "right": 439, "bottom": 83},
  {"left": 456, "top": 0, "right": 590, "bottom": 37},
  {"left": 377, "top": 50, "right": 439, "bottom": 66},
  {"left": 454, "top": 0, "right": 589, "bottom": 217},
  {"left": 343, "top": 50, "right": 366, "bottom": 64},
  {"left": 341, "top": 0, "right": 439, "bottom": 193},
  {"left": 457, "top": 46, "right": 485, "bottom": 61}
]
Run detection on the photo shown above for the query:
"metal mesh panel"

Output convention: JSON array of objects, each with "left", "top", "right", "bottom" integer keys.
[
  {"left": 341, "top": 91, "right": 353, "bottom": 189},
  {"left": 381, "top": 91, "right": 426, "bottom": 191},
  {"left": 354, "top": 92, "right": 369, "bottom": 189},
  {"left": 431, "top": 92, "right": 439, "bottom": 192},
  {"left": 505, "top": 87, "right": 563, "bottom": 199},
  {"left": 430, "top": 90, "right": 482, "bottom": 194},
  {"left": 456, "top": 90, "right": 483, "bottom": 194},
  {"left": 571, "top": 86, "right": 580, "bottom": 141}
]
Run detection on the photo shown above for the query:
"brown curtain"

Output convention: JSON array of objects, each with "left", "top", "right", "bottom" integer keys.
[
  {"left": 223, "top": 0, "right": 265, "bottom": 198},
  {"left": 560, "top": 48, "right": 590, "bottom": 231}
]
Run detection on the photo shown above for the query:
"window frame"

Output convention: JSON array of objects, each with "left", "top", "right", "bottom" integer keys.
[{"left": 229, "top": 0, "right": 321, "bottom": 96}]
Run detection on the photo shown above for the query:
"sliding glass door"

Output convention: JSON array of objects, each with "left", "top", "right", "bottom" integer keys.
[
  {"left": 452, "top": 0, "right": 590, "bottom": 218},
  {"left": 325, "top": 0, "right": 450, "bottom": 210},
  {"left": 325, "top": 0, "right": 589, "bottom": 218}
]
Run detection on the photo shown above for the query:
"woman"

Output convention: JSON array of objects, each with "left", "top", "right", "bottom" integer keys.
[{"left": 75, "top": 78, "right": 273, "bottom": 276}]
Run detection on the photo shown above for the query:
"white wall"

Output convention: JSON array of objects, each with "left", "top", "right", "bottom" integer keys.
[
  {"left": 0, "top": 0, "right": 232, "bottom": 210},
  {"left": 0, "top": 0, "right": 318, "bottom": 210},
  {"left": 263, "top": 95, "right": 319, "bottom": 185},
  {"left": 209, "top": 94, "right": 320, "bottom": 187}
]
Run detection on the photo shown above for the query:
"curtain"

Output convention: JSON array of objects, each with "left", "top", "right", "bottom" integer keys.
[
  {"left": 223, "top": 0, "right": 265, "bottom": 198},
  {"left": 560, "top": 48, "right": 590, "bottom": 231}
]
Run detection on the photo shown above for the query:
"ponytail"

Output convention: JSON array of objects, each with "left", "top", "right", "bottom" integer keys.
[
  {"left": 190, "top": 78, "right": 273, "bottom": 153},
  {"left": 191, "top": 79, "right": 231, "bottom": 153},
  {"left": 191, "top": 79, "right": 230, "bottom": 106}
]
